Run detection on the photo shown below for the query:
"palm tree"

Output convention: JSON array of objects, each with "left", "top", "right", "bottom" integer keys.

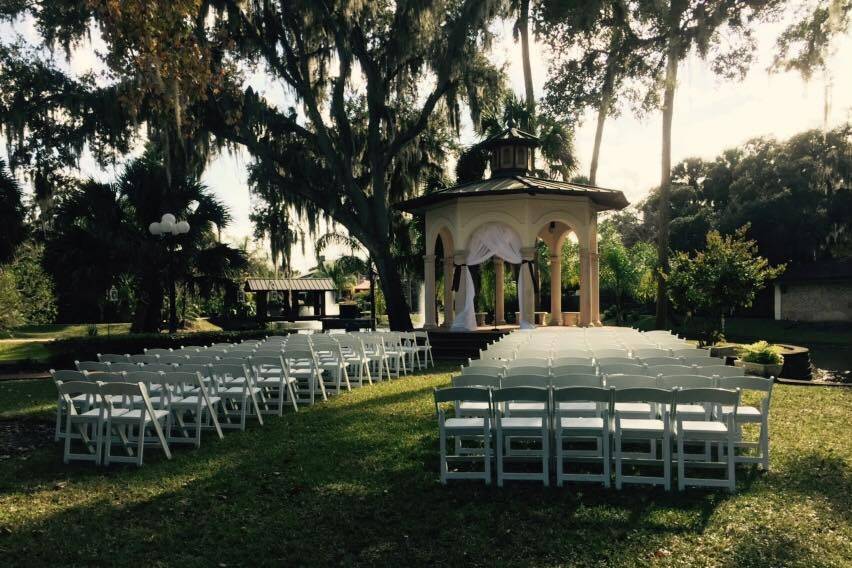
[{"left": 44, "top": 150, "right": 246, "bottom": 331}]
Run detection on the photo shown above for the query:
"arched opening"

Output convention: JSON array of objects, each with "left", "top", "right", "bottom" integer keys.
[
  {"left": 452, "top": 222, "right": 535, "bottom": 331},
  {"left": 432, "top": 227, "right": 454, "bottom": 327}
]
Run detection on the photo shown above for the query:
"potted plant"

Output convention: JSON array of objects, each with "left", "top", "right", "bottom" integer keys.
[{"left": 735, "top": 341, "right": 784, "bottom": 378}]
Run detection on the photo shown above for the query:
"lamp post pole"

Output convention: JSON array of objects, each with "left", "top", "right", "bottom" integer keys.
[{"left": 149, "top": 213, "right": 190, "bottom": 334}]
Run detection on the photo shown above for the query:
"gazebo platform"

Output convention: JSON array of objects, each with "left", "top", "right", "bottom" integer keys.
[{"left": 426, "top": 326, "right": 517, "bottom": 361}]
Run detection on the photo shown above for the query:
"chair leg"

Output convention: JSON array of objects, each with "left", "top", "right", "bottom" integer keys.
[
  {"left": 614, "top": 426, "right": 622, "bottom": 490},
  {"left": 760, "top": 419, "right": 770, "bottom": 471},
  {"left": 439, "top": 428, "right": 447, "bottom": 485},
  {"left": 663, "top": 430, "right": 671, "bottom": 491},
  {"left": 555, "top": 430, "right": 563, "bottom": 487},
  {"left": 496, "top": 428, "right": 504, "bottom": 487},
  {"left": 136, "top": 419, "right": 145, "bottom": 467},
  {"left": 727, "top": 437, "right": 736, "bottom": 492},
  {"left": 542, "top": 428, "right": 550, "bottom": 487},
  {"left": 677, "top": 436, "right": 685, "bottom": 491},
  {"left": 602, "top": 430, "right": 611, "bottom": 488},
  {"left": 484, "top": 426, "right": 492, "bottom": 485}
]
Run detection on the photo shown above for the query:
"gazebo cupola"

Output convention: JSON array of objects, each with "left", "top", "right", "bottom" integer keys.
[{"left": 481, "top": 120, "right": 540, "bottom": 177}]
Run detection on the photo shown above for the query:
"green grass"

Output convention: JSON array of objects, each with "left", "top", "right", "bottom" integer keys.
[
  {"left": 3, "top": 323, "right": 134, "bottom": 340},
  {"left": 0, "top": 341, "right": 51, "bottom": 363},
  {"left": 0, "top": 369, "right": 850, "bottom": 566},
  {"left": 634, "top": 316, "right": 852, "bottom": 346}
]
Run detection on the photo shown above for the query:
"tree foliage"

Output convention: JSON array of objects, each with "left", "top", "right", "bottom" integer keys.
[
  {"left": 0, "top": 268, "right": 24, "bottom": 332},
  {"left": 43, "top": 151, "right": 246, "bottom": 330},
  {"left": 773, "top": 0, "right": 851, "bottom": 79},
  {"left": 635, "top": 124, "right": 852, "bottom": 265},
  {"left": 8, "top": 241, "right": 57, "bottom": 325},
  {"left": 0, "top": 158, "right": 27, "bottom": 264},
  {"left": 665, "top": 225, "right": 785, "bottom": 344}
]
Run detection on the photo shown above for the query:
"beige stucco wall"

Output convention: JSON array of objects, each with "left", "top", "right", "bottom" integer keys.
[
  {"left": 424, "top": 194, "right": 597, "bottom": 254},
  {"left": 778, "top": 281, "right": 852, "bottom": 322}
]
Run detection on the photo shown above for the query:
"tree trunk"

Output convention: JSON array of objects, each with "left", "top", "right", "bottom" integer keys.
[
  {"left": 131, "top": 271, "right": 164, "bottom": 333},
  {"left": 519, "top": 0, "right": 535, "bottom": 125},
  {"left": 654, "top": 31, "right": 680, "bottom": 330},
  {"left": 589, "top": 55, "right": 616, "bottom": 186},
  {"left": 372, "top": 251, "right": 413, "bottom": 331}
]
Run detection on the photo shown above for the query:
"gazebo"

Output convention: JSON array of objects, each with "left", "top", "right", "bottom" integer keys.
[{"left": 397, "top": 126, "right": 628, "bottom": 331}]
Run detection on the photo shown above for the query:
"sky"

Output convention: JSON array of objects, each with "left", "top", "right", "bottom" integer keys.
[{"left": 4, "top": 11, "right": 852, "bottom": 273}]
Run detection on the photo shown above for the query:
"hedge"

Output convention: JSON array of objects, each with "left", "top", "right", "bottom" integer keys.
[{"left": 1, "top": 329, "right": 276, "bottom": 373}]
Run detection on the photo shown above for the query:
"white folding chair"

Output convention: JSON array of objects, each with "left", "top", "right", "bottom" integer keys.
[
  {"left": 144, "top": 348, "right": 175, "bottom": 356},
  {"left": 596, "top": 356, "right": 635, "bottom": 366},
  {"left": 694, "top": 365, "right": 746, "bottom": 378},
  {"left": 681, "top": 357, "right": 724, "bottom": 367},
  {"left": 649, "top": 364, "right": 695, "bottom": 377},
  {"left": 599, "top": 363, "right": 647, "bottom": 376},
  {"left": 413, "top": 331, "right": 435, "bottom": 369},
  {"left": 209, "top": 364, "right": 264, "bottom": 430},
  {"left": 553, "top": 386, "right": 611, "bottom": 487},
  {"left": 75, "top": 361, "right": 111, "bottom": 372},
  {"left": 717, "top": 377, "right": 773, "bottom": 470},
  {"left": 158, "top": 371, "right": 224, "bottom": 447},
  {"left": 639, "top": 357, "right": 682, "bottom": 367},
  {"left": 460, "top": 363, "right": 505, "bottom": 377},
  {"left": 552, "top": 364, "right": 598, "bottom": 376},
  {"left": 434, "top": 386, "right": 493, "bottom": 485},
  {"left": 493, "top": 387, "right": 550, "bottom": 487},
  {"left": 505, "top": 365, "right": 551, "bottom": 377},
  {"left": 552, "top": 356, "right": 594, "bottom": 367},
  {"left": 632, "top": 348, "right": 673, "bottom": 359},
  {"left": 613, "top": 387, "right": 674, "bottom": 490},
  {"left": 157, "top": 354, "right": 191, "bottom": 365},
  {"left": 101, "top": 381, "right": 171, "bottom": 466},
  {"left": 97, "top": 353, "right": 129, "bottom": 363},
  {"left": 128, "top": 354, "right": 159, "bottom": 364},
  {"left": 56, "top": 381, "right": 104, "bottom": 465},
  {"left": 674, "top": 388, "right": 739, "bottom": 492},
  {"left": 249, "top": 355, "right": 299, "bottom": 414},
  {"left": 283, "top": 347, "right": 327, "bottom": 404}
]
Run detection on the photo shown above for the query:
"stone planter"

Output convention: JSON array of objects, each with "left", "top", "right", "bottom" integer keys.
[{"left": 734, "top": 359, "right": 784, "bottom": 378}]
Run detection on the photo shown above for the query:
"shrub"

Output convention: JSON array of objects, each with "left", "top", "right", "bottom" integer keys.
[
  {"left": 738, "top": 340, "right": 783, "bottom": 365},
  {"left": 44, "top": 329, "right": 273, "bottom": 369},
  {"left": 0, "top": 268, "right": 23, "bottom": 332}
]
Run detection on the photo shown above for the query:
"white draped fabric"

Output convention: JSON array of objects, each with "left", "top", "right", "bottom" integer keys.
[{"left": 451, "top": 223, "right": 535, "bottom": 331}]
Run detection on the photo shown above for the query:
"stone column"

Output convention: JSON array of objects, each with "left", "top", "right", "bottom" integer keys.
[
  {"left": 442, "top": 256, "right": 454, "bottom": 327},
  {"left": 494, "top": 257, "right": 505, "bottom": 325},
  {"left": 549, "top": 251, "right": 562, "bottom": 325},
  {"left": 423, "top": 254, "right": 437, "bottom": 329},
  {"left": 590, "top": 251, "right": 601, "bottom": 326},
  {"left": 520, "top": 246, "right": 536, "bottom": 327},
  {"left": 579, "top": 248, "right": 591, "bottom": 326}
]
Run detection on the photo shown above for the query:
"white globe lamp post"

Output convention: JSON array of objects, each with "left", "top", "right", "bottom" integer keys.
[{"left": 149, "top": 212, "right": 191, "bottom": 333}]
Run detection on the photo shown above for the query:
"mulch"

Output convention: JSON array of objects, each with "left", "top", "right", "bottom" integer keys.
[{"left": 0, "top": 419, "right": 54, "bottom": 460}]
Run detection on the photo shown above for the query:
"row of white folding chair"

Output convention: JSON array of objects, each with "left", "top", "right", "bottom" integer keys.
[
  {"left": 57, "top": 366, "right": 254, "bottom": 447},
  {"left": 455, "top": 372, "right": 770, "bottom": 468},
  {"left": 55, "top": 379, "right": 172, "bottom": 466},
  {"left": 435, "top": 385, "right": 740, "bottom": 490},
  {"left": 462, "top": 362, "right": 738, "bottom": 379}
]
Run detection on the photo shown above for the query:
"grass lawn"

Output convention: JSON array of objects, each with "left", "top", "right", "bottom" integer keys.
[
  {"left": 2, "top": 323, "right": 134, "bottom": 340},
  {"left": 0, "top": 368, "right": 850, "bottom": 566},
  {"left": 0, "top": 341, "right": 51, "bottom": 363}
]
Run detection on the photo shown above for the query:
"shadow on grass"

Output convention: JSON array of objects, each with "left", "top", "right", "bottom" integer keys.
[{"left": 3, "top": 375, "right": 844, "bottom": 566}]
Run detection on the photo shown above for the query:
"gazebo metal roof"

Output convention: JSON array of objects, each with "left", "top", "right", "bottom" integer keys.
[{"left": 396, "top": 174, "right": 629, "bottom": 213}]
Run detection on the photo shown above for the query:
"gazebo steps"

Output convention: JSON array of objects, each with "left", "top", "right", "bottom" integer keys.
[{"left": 425, "top": 328, "right": 511, "bottom": 362}]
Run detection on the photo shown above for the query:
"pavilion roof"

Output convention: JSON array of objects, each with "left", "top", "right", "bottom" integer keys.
[
  {"left": 244, "top": 278, "right": 336, "bottom": 292},
  {"left": 396, "top": 174, "right": 629, "bottom": 213}
]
